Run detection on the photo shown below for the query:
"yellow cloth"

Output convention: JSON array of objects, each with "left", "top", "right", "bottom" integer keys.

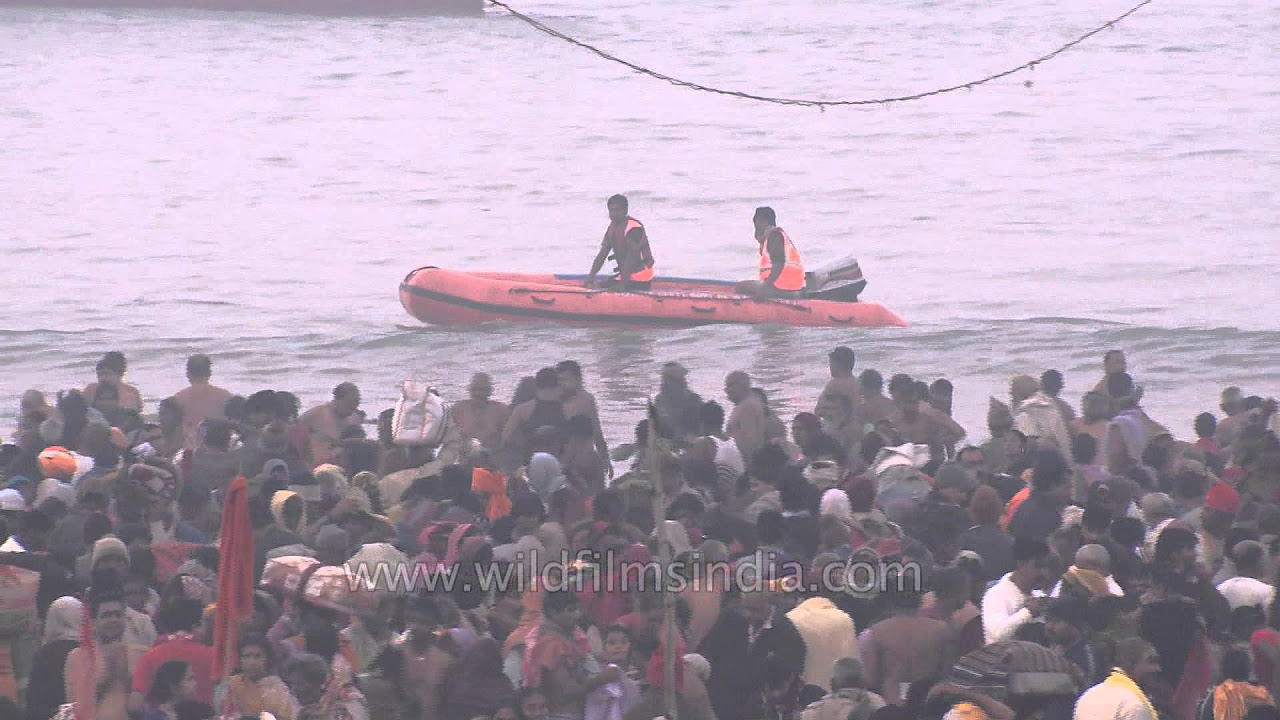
[
  {"left": 1103, "top": 668, "right": 1157, "bottom": 720},
  {"left": 944, "top": 702, "right": 987, "bottom": 720},
  {"left": 270, "top": 490, "right": 307, "bottom": 533},
  {"left": 1213, "top": 680, "right": 1273, "bottom": 720},
  {"left": 1064, "top": 567, "right": 1120, "bottom": 598}
]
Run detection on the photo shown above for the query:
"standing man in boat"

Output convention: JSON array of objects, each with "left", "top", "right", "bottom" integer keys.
[
  {"left": 585, "top": 194, "right": 656, "bottom": 291},
  {"left": 735, "top": 206, "right": 806, "bottom": 298}
]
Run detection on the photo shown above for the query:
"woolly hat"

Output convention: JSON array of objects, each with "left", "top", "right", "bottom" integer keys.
[
  {"left": 38, "top": 446, "right": 77, "bottom": 481},
  {"left": 92, "top": 536, "right": 130, "bottom": 569},
  {"left": 0, "top": 489, "right": 25, "bottom": 512},
  {"left": 1205, "top": 481, "right": 1241, "bottom": 515},
  {"left": 313, "top": 464, "right": 349, "bottom": 499},
  {"left": 35, "top": 478, "right": 76, "bottom": 509}
]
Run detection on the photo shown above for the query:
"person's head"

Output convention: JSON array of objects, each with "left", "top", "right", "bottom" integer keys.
[
  {"left": 95, "top": 351, "right": 127, "bottom": 386},
  {"left": 859, "top": 369, "right": 884, "bottom": 397},
  {"left": 555, "top": 360, "right": 583, "bottom": 395},
  {"left": 1232, "top": 540, "right": 1265, "bottom": 578},
  {"left": 516, "top": 686, "right": 550, "bottom": 720},
  {"left": 931, "top": 566, "right": 972, "bottom": 612},
  {"left": 1081, "top": 391, "right": 1111, "bottom": 423},
  {"left": 89, "top": 583, "right": 128, "bottom": 643},
  {"left": 185, "top": 354, "right": 212, "bottom": 383},
  {"left": 1071, "top": 434, "right": 1098, "bottom": 466},
  {"left": 533, "top": 367, "right": 559, "bottom": 401},
  {"left": 1103, "top": 350, "right": 1127, "bottom": 376},
  {"left": 928, "top": 378, "right": 954, "bottom": 414},
  {"left": 791, "top": 412, "right": 822, "bottom": 449},
  {"left": 1040, "top": 369, "right": 1065, "bottom": 398},
  {"left": 1221, "top": 387, "right": 1246, "bottom": 416},
  {"left": 1045, "top": 595, "right": 1089, "bottom": 647},
  {"left": 830, "top": 656, "right": 867, "bottom": 692},
  {"left": 1011, "top": 538, "right": 1052, "bottom": 591},
  {"left": 404, "top": 593, "right": 443, "bottom": 641},
  {"left": 163, "top": 596, "right": 205, "bottom": 634},
  {"left": 1154, "top": 526, "right": 1198, "bottom": 576},
  {"left": 467, "top": 372, "right": 493, "bottom": 401},
  {"left": 602, "top": 624, "right": 634, "bottom": 665},
  {"left": 543, "top": 587, "right": 581, "bottom": 633},
  {"left": 284, "top": 653, "right": 330, "bottom": 706},
  {"left": 660, "top": 361, "right": 689, "bottom": 392},
  {"left": 956, "top": 446, "right": 984, "bottom": 472},
  {"left": 332, "top": 382, "right": 360, "bottom": 417},
  {"left": 1194, "top": 412, "right": 1218, "bottom": 441},
  {"left": 92, "top": 535, "right": 131, "bottom": 578},
  {"left": 888, "top": 374, "right": 918, "bottom": 416},
  {"left": 1204, "top": 481, "right": 1242, "bottom": 535},
  {"left": 606, "top": 193, "right": 628, "bottom": 224},
  {"left": 967, "top": 485, "right": 1003, "bottom": 527},
  {"left": 698, "top": 400, "right": 726, "bottom": 435},
  {"left": 1114, "top": 637, "right": 1159, "bottom": 682},
  {"left": 158, "top": 397, "right": 184, "bottom": 433},
  {"left": 1221, "top": 648, "right": 1253, "bottom": 683},
  {"left": 237, "top": 634, "right": 274, "bottom": 681},
  {"left": 1074, "top": 544, "right": 1111, "bottom": 575},
  {"left": 829, "top": 346, "right": 856, "bottom": 377},
  {"left": 1107, "top": 372, "right": 1135, "bottom": 405},
  {"left": 1031, "top": 449, "right": 1071, "bottom": 501},
  {"left": 752, "top": 206, "right": 776, "bottom": 236},
  {"left": 724, "top": 371, "right": 751, "bottom": 404},
  {"left": 93, "top": 382, "right": 121, "bottom": 415},
  {"left": 1081, "top": 504, "right": 1113, "bottom": 545},
  {"left": 148, "top": 660, "right": 195, "bottom": 706}
]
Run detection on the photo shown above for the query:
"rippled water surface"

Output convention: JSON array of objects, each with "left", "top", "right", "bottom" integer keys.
[{"left": 2, "top": 0, "right": 1278, "bottom": 441}]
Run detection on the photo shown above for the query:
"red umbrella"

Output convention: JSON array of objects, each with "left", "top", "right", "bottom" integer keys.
[{"left": 212, "top": 476, "right": 255, "bottom": 683}]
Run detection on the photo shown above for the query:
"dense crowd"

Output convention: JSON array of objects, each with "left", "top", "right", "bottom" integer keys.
[{"left": 1, "top": 347, "right": 1279, "bottom": 720}]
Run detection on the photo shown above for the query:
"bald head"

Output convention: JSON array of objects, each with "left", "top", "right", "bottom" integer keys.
[
  {"left": 725, "top": 371, "right": 752, "bottom": 404},
  {"left": 1233, "top": 540, "right": 1264, "bottom": 576},
  {"left": 1115, "top": 637, "right": 1156, "bottom": 675},
  {"left": 1010, "top": 375, "right": 1040, "bottom": 405},
  {"left": 831, "top": 656, "right": 866, "bottom": 691},
  {"left": 1075, "top": 544, "right": 1111, "bottom": 575}
]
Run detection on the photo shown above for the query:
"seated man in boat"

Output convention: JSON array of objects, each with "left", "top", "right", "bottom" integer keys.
[
  {"left": 585, "top": 193, "right": 656, "bottom": 291},
  {"left": 734, "top": 206, "right": 806, "bottom": 298}
]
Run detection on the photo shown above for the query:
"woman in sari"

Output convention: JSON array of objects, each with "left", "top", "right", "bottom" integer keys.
[
  {"left": 525, "top": 588, "right": 620, "bottom": 720},
  {"left": 216, "top": 634, "right": 300, "bottom": 720},
  {"left": 1198, "top": 650, "right": 1274, "bottom": 720},
  {"left": 284, "top": 652, "right": 369, "bottom": 720},
  {"left": 26, "top": 596, "right": 83, "bottom": 720}
]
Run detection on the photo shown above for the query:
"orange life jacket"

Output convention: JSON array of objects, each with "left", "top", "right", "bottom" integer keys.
[
  {"left": 758, "top": 226, "right": 805, "bottom": 291},
  {"left": 608, "top": 217, "right": 655, "bottom": 282}
]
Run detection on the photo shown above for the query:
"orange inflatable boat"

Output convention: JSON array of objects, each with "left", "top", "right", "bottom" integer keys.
[{"left": 400, "top": 260, "right": 906, "bottom": 328}]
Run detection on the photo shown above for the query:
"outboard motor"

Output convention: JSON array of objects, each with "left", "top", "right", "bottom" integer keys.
[{"left": 805, "top": 255, "right": 868, "bottom": 302}]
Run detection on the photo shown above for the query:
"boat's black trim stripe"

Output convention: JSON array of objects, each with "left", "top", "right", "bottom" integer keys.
[{"left": 400, "top": 283, "right": 724, "bottom": 326}]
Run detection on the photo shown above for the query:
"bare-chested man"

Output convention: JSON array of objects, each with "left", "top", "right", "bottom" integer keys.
[
  {"left": 84, "top": 351, "right": 143, "bottom": 413},
  {"left": 556, "top": 361, "right": 609, "bottom": 462},
  {"left": 725, "top": 371, "right": 767, "bottom": 468},
  {"left": 887, "top": 374, "right": 966, "bottom": 452},
  {"left": 814, "top": 346, "right": 861, "bottom": 430},
  {"left": 857, "top": 369, "right": 897, "bottom": 432},
  {"left": 1092, "top": 349, "right": 1127, "bottom": 394},
  {"left": 172, "top": 354, "right": 233, "bottom": 450},
  {"left": 451, "top": 372, "right": 510, "bottom": 452},
  {"left": 299, "top": 382, "right": 363, "bottom": 467}
]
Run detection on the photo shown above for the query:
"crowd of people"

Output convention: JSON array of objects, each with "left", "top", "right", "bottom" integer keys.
[{"left": 0, "top": 346, "right": 1279, "bottom": 720}]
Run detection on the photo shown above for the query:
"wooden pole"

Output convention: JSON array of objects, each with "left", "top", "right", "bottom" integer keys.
[{"left": 647, "top": 403, "right": 678, "bottom": 720}]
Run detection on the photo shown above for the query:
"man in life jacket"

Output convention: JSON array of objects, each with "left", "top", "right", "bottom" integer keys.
[
  {"left": 735, "top": 206, "right": 806, "bottom": 298},
  {"left": 585, "top": 194, "right": 656, "bottom": 291}
]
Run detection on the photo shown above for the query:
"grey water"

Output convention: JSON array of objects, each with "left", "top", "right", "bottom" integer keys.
[{"left": 1, "top": 0, "right": 1277, "bottom": 444}]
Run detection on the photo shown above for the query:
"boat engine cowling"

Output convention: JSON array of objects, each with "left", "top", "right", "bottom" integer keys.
[{"left": 805, "top": 255, "right": 867, "bottom": 302}]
